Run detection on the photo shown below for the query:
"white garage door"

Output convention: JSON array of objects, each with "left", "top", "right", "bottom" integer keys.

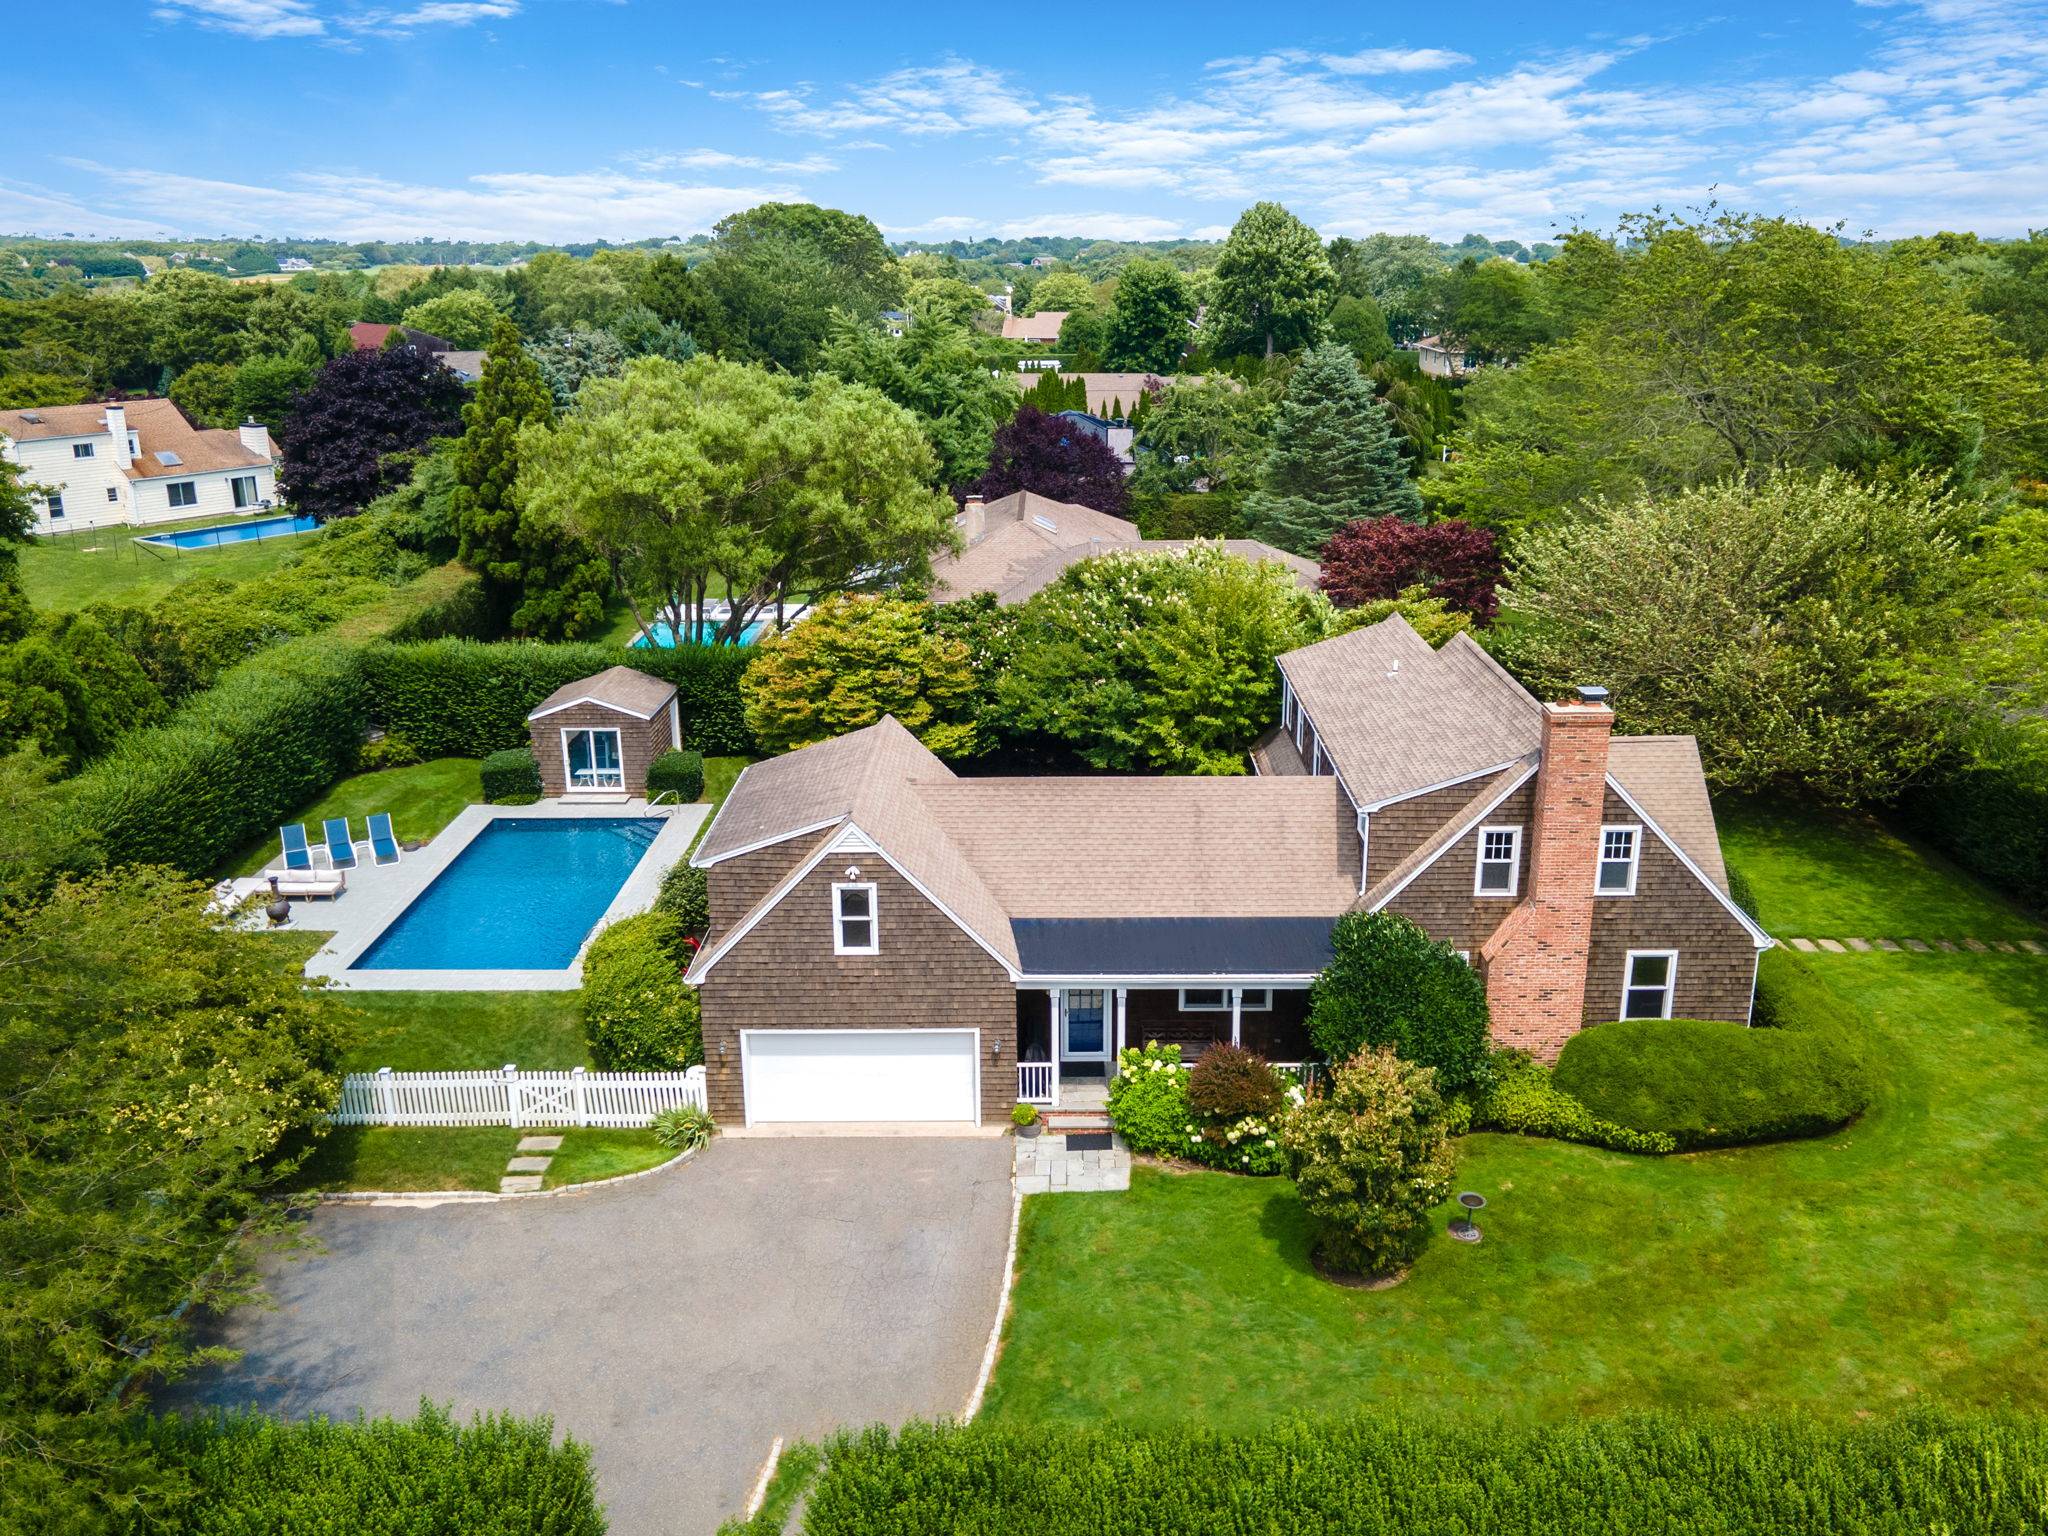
[{"left": 742, "top": 1029, "right": 979, "bottom": 1125}]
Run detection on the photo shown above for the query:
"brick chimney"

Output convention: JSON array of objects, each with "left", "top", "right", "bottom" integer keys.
[
  {"left": 957, "top": 493, "right": 987, "bottom": 544},
  {"left": 1479, "top": 687, "right": 1614, "bottom": 1059},
  {"left": 238, "top": 417, "right": 271, "bottom": 460},
  {"left": 103, "top": 404, "right": 131, "bottom": 465}
]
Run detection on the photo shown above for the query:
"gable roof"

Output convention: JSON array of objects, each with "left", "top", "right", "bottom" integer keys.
[
  {"left": 1007, "top": 372, "right": 1187, "bottom": 416},
  {"left": 1607, "top": 735, "right": 1729, "bottom": 891},
  {"left": 1278, "top": 616, "right": 1543, "bottom": 806},
  {"left": 0, "top": 397, "right": 274, "bottom": 479},
  {"left": 1359, "top": 759, "right": 1537, "bottom": 911},
  {"left": 526, "top": 665, "right": 677, "bottom": 721},
  {"left": 1001, "top": 310, "right": 1067, "bottom": 342}
]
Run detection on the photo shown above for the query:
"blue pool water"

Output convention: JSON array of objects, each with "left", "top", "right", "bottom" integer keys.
[
  {"left": 138, "top": 513, "right": 319, "bottom": 549},
  {"left": 631, "top": 618, "right": 765, "bottom": 648},
  {"left": 356, "top": 818, "right": 664, "bottom": 971}
]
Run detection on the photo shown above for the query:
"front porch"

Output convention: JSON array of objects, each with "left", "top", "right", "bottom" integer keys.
[{"left": 1013, "top": 985, "right": 1315, "bottom": 1108}]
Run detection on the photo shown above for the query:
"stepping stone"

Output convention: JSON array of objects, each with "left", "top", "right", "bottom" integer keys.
[
  {"left": 499, "top": 1175, "right": 544, "bottom": 1193},
  {"left": 517, "top": 1135, "right": 563, "bottom": 1153},
  {"left": 1903, "top": 939, "right": 1931, "bottom": 952},
  {"left": 1844, "top": 937, "right": 1873, "bottom": 952},
  {"left": 1994, "top": 941, "right": 2018, "bottom": 954},
  {"left": 1815, "top": 939, "right": 1847, "bottom": 953},
  {"left": 1935, "top": 940, "right": 1959, "bottom": 952},
  {"left": 2021, "top": 940, "right": 2046, "bottom": 955},
  {"left": 1873, "top": 939, "right": 1901, "bottom": 952},
  {"left": 505, "top": 1156, "right": 553, "bottom": 1173},
  {"left": 1963, "top": 938, "right": 1989, "bottom": 953},
  {"left": 1788, "top": 938, "right": 1818, "bottom": 952}
]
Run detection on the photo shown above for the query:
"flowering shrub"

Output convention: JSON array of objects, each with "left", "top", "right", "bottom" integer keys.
[
  {"left": 1186, "top": 1046, "right": 1290, "bottom": 1174},
  {"left": 1186, "top": 1111, "right": 1288, "bottom": 1175},
  {"left": 1106, "top": 1042, "right": 1192, "bottom": 1156}
]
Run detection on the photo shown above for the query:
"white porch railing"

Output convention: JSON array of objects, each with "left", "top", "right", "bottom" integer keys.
[
  {"left": 333, "top": 1065, "right": 707, "bottom": 1128},
  {"left": 1017, "top": 1061, "right": 1057, "bottom": 1107}
]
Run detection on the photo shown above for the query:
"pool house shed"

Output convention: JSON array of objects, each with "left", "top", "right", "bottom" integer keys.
[{"left": 526, "top": 665, "right": 680, "bottom": 798}]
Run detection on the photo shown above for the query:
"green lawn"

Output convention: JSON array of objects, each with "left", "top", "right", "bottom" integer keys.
[
  {"left": 222, "top": 757, "right": 483, "bottom": 877},
  {"left": 22, "top": 514, "right": 319, "bottom": 611},
  {"left": 1717, "top": 797, "right": 2042, "bottom": 941},
  {"left": 335, "top": 991, "right": 588, "bottom": 1072},
  {"left": 282, "top": 1126, "right": 676, "bottom": 1193},
  {"left": 983, "top": 820, "right": 2048, "bottom": 1425}
]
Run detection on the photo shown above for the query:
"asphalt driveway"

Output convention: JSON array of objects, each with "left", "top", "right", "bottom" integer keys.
[{"left": 160, "top": 1136, "right": 1015, "bottom": 1536}]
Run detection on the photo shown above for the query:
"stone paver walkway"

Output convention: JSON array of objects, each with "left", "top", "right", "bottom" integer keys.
[
  {"left": 1783, "top": 936, "right": 2044, "bottom": 955},
  {"left": 502, "top": 1134, "right": 562, "bottom": 1194},
  {"left": 1015, "top": 1132, "right": 1130, "bottom": 1195}
]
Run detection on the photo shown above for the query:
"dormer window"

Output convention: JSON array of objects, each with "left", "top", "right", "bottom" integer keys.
[
  {"left": 833, "top": 882, "right": 878, "bottom": 955},
  {"left": 1475, "top": 825, "right": 1521, "bottom": 896},
  {"left": 1597, "top": 825, "right": 1641, "bottom": 895}
]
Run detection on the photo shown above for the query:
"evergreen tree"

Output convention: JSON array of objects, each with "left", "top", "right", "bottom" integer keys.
[
  {"left": 1241, "top": 344, "right": 1420, "bottom": 556},
  {"left": 452, "top": 318, "right": 608, "bottom": 637}
]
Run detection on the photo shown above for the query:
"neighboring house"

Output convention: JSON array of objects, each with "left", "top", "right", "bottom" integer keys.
[
  {"left": 1001, "top": 310, "right": 1067, "bottom": 344},
  {"left": 880, "top": 309, "right": 909, "bottom": 338},
  {"left": 347, "top": 322, "right": 485, "bottom": 382},
  {"left": 435, "top": 349, "right": 488, "bottom": 383},
  {"left": 1052, "top": 410, "right": 1137, "bottom": 471},
  {"left": 0, "top": 398, "right": 278, "bottom": 534},
  {"left": 683, "top": 612, "right": 1768, "bottom": 1128},
  {"left": 1010, "top": 371, "right": 1178, "bottom": 418},
  {"left": 278, "top": 257, "right": 314, "bottom": 272},
  {"left": 1415, "top": 334, "right": 1476, "bottom": 379},
  {"left": 525, "top": 665, "right": 682, "bottom": 798},
  {"left": 929, "top": 490, "right": 1318, "bottom": 605},
  {"left": 986, "top": 290, "right": 1013, "bottom": 315}
]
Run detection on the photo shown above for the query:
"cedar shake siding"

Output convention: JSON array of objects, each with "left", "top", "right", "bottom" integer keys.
[
  {"left": 1125, "top": 988, "right": 1312, "bottom": 1061},
  {"left": 1365, "top": 779, "right": 1514, "bottom": 889},
  {"left": 1582, "top": 787, "right": 1757, "bottom": 1028},
  {"left": 1381, "top": 784, "right": 1535, "bottom": 951},
  {"left": 697, "top": 860, "right": 1017, "bottom": 1125},
  {"left": 707, "top": 842, "right": 813, "bottom": 940},
  {"left": 530, "top": 700, "right": 676, "bottom": 797}
]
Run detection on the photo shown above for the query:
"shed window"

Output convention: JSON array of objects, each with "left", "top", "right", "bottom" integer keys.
[
  {"left": 46, "top": 493, "right": 64, "bottom": 520},
  {"left": 1597, "top": 825, "right": 1641, "bottom": 895},
  {"left": 106, "top": 486, "right": 120, "bottom": 502},
  {"left": 1475, "top": 825, "right": 1521, "bottom": 896},
  {"left": 1622, "top": 951, "right": 1677, "bottom": 1019},
  {"left": 833, "top": 882, "right": 878, "bottom": 955}
]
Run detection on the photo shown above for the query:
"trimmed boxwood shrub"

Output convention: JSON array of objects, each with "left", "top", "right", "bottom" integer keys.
[
  {"left": 804, "top": 1409, "right": 2048, "bottom": 1535},
  {"left": 580, "top": 909, "right": 701, "bottom": 1070},
  {"left": 654, "top": 858, "right": 710, "bottom": 939},
  {"left": 481, "top": 747, "right": 543, "bottom": 805},
  {"left": 60, "top": 639, "right": 368, "bottom": 877},
  {"left": 1471, "top": 1055, "right": 1676, "bottom": 1154},
  {"left": 646, "top": 747, "right": 704, "bottom": 802},
  {"left": 146, "top": 1402, "right": 603, "bottom": 1535},
  {"left": 1553, "top": 959, "right": 1871, "bottom": 1151},
  {"left": 360, "top": 638, "right": 756, "bottom": 759}
]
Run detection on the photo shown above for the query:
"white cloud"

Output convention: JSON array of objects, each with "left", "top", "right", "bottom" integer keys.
[
  {"left": 153, "top": 0, "right": 524, "bottom": 38},
  {"left": 1319, "top": 47, "right": 1473, "bottom": 74},
  {"left": 890, "top": 211, "right": 1193, "bottom": 241},
  {"left": 623, "top": 148, "right": 840, "bottom": 176},
  {"left": 151, "top": 0, "right": 325, "bottom": 38},
  {"left": 344, "top": 1, "right": 520, "bottom": 30}
]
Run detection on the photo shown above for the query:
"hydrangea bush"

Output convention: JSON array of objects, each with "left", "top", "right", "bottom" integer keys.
[{"left": 1108, "top": 1041, "right": 1295, "bottom": 1175}]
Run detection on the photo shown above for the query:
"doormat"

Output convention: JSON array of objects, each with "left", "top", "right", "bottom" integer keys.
[{"left": 1064, "top": 1132, "right": 1113, "bottom": 1151}]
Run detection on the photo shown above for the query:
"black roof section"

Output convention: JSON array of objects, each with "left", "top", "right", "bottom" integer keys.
[{"left": 1010, "top": 916, "right": 1335, "bottom": 977}]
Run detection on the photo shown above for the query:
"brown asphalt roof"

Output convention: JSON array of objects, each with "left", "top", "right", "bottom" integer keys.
[
  {"left": 1609, "top": 735, "right": 1729, "bottom": 891},
  {"left": 1278, "top": 616, "right": 1543, "bottom": 806},
  {"left": 1001, "top": 311, "right": 1067, "bottom": 341},
  {"left": 0, "top": 397, "right": 273, "bottom": 479},
  {"left": 526, "top": 665, "right": 676, "bottom": 721}
]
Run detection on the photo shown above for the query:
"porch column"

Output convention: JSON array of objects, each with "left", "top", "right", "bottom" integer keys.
[
  {"left": 1114, "top": 987, "right": 1128, "bottom": 1059},
  {"left": 1230, "top": 986, "right": 1242, "bottom": 1048}
]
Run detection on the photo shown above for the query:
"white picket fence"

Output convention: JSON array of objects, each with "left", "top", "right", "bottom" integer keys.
[{"left": 334, "top": 1065, "right": 707, "bottom": 1129}]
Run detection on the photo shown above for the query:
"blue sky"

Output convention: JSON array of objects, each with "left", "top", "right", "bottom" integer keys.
[{"left": 5, "top": 0, "right": 2044, "bottom": 243}]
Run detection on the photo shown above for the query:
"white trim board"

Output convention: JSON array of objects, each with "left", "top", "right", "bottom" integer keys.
[
  {"left": 527, "top": 691, "right": 675, "bottom": 722},
  {"left": 1364, "top": 760, "right": 1540, "bottom": 912},
  {"left": 1603, "top": 776, "right": 1773, "bottom": 950}
]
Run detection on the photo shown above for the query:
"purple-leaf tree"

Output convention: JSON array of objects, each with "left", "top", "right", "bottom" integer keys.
[
  {"left": 967, "top": 405, "right": 1131, "bottom": 518},
  {"left": 279, "top": 345, "right": 468, "bottom": 522},
  {"left": 1319, "top": 515, "right": 1503, "bottom": 622}
]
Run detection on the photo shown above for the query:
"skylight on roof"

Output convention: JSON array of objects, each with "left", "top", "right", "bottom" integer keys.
[
  {"left": 20, "top": 411, "right": 41, "bottom": 423},
  {"left": 1031, "top": 514, "right": 1058, "bottom": 532},
  {"left": 157, "top": 450, "right": 182, "bottom": 465}
]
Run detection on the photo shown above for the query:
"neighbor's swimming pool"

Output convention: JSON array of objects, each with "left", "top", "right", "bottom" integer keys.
[
  {"left": 355, "top": 817, "right": 665, "bottom": 971},
  {"left": 630, "top": 618, "right": 766, "bottom": 648},
  {"left": 137, "top": 513, "right": 319, "bottom": 549}
]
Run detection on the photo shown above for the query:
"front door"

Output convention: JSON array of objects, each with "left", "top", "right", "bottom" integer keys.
[
  {"left": 1060, "top": 989, "right": 1108, "bottom": 1077},
  {"left": 564, "top": 727, "right": 624, "bottom": 790}
]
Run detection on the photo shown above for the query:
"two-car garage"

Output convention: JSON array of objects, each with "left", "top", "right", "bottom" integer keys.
[{"left": 739, "top": 1029, "right": 981, "bottom": 1126}]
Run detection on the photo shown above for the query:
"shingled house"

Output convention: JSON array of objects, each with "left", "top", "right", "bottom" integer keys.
[{"left": 684, "top": 614, "right": 1769, "bottom": 1128}]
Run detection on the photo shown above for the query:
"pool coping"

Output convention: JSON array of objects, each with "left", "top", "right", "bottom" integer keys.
[
  {"left": 305, "top": 799, "right": 706, "bottom": 992},
  {"left": 132, "top": 513, "right": 318, "bottom": 549}
]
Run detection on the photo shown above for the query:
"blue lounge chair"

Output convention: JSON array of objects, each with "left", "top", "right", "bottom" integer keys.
[
  {"left": 322, "top": 816, "right": 358, "bottom": 869},
  {"left": 367, "top": 811, "right": 401, "bottom": 866},
  {"left": 279, "top": 823, "right": 314, "bottom": 872}
]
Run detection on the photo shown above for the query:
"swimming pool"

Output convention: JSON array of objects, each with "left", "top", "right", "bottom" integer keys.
[
  {"left": 631, "top": 618, "right": 766, "bottom": 648},
  {"left": 137, "top": 513, "right": 319, "bottom": 549},
  {"left": 355, "top": 817, "right": 665, "bottom": 971}
]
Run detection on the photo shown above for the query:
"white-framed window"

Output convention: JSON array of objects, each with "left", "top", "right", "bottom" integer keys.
[
  {"left": 1622, "top": 950, "right": 1678, "bottom": 1019},
  {"left": 1239, "top": 988, "right": 1272, "bottom": 1011},
  {"left": 1456, "top": 950, "right": 1472, "bottom": 966},
  {"left": 46, "top": 492, "right": 64, "bottom": 520},
  {"left": 1474, "top": 824, "right": 1522, "bottom": 896},
  {"left": 832, "top": 881, "right": 878, "bottom": 955},
  {"left": 73, "top": 441, "right": 94, "bottom": 458},
  {"left": 105, "top": 486, "right": 120, "bottom": 502},
  {"left": 1597, "top": 824, "right": 1641, "bottom": 895},
  {"left": 231, "top": 474, "right": 260, "bottom": 508},
  {"left": 167, "top": 481, "right": 198, "bottom": 508},
  {"left": 1179, "top": 988, "right": 1229, "bottom": 1011}
]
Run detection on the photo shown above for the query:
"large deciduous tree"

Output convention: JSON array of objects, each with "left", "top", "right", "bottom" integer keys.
[
  {"left": 516, "top": 355, "right": 954, "bottom": 644},
  {"left": 1319, "top": 516, "right": 1502, "bottom": 622},
  {"left": 967, "top": 405, "right": 1131, "bottom": 517},
  {"left": 691, "top": 202, "right": 905, "bottom": 371},
  {"left": 452, "top": 318, "right": 608, "bottom": 638},
  {"left": 278, "top": 345, "right": 467, "bottom": 521},
  {"left": 820, "top": 313, "right": 1016, "bottom": 487},
  {"left": 400, "top": 289, "right": 506, "bottom": 350},
  {"left": 1207, "top": 203, "right": 1335, "bottom": 359},
  {"left": 1103, "top": 259, "right": 1197, "bottom": 373},
  {"left": 1242, "top": 344, "right": 1420, "bottom": 554},
  {"left": 1131, "top": 375, "right": 1277, "bottom": 496}
]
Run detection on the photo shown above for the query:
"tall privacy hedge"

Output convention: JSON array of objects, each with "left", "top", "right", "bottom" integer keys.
[
  {"left": 61, "top": 640, "right": 368, "bottom": 877},
  {"left": 1896, "top": 743, "right": 2048, "bottom": 913},
  {"left": 359, "top": 639, "right": 757, "bottom": 758},
  {"left": 806, "top": 1411, "right": 2048, "bottom": 1536},
  {"left": 146, "top": 1403, "right": 604, "bottom": 1536}
]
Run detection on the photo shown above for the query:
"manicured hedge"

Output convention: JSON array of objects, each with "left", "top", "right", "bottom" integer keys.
[
  {"left": 646, "top": 748, "right": 704, "bottom": 802},
  {"left": 805, "top": 1410, "right": 2048, "bottom": 1536},
  {"left": 1553, "top": 951, "right": 1871, "bottom": 1150},
  {"left": 360, "top": 639, "right": 757, "bottom": 759},
  {"left": 581, "top": 910, "right": 701, "bottom": 1070},
  {"left": 147, "top": 1403, "right": 604, "bottom": 1535},
  {"left": 60, "top": 640, "right": 368, "bottom": 877},
  {"left": 1469, "top": 1055, "right": 1676, "bottom": 1154},
  {"left": 481, "top": 747, "right": 543, "bottom": 805},
  {"left": 1896, "top": 739, "right": 2048, "bottom": 913}
]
